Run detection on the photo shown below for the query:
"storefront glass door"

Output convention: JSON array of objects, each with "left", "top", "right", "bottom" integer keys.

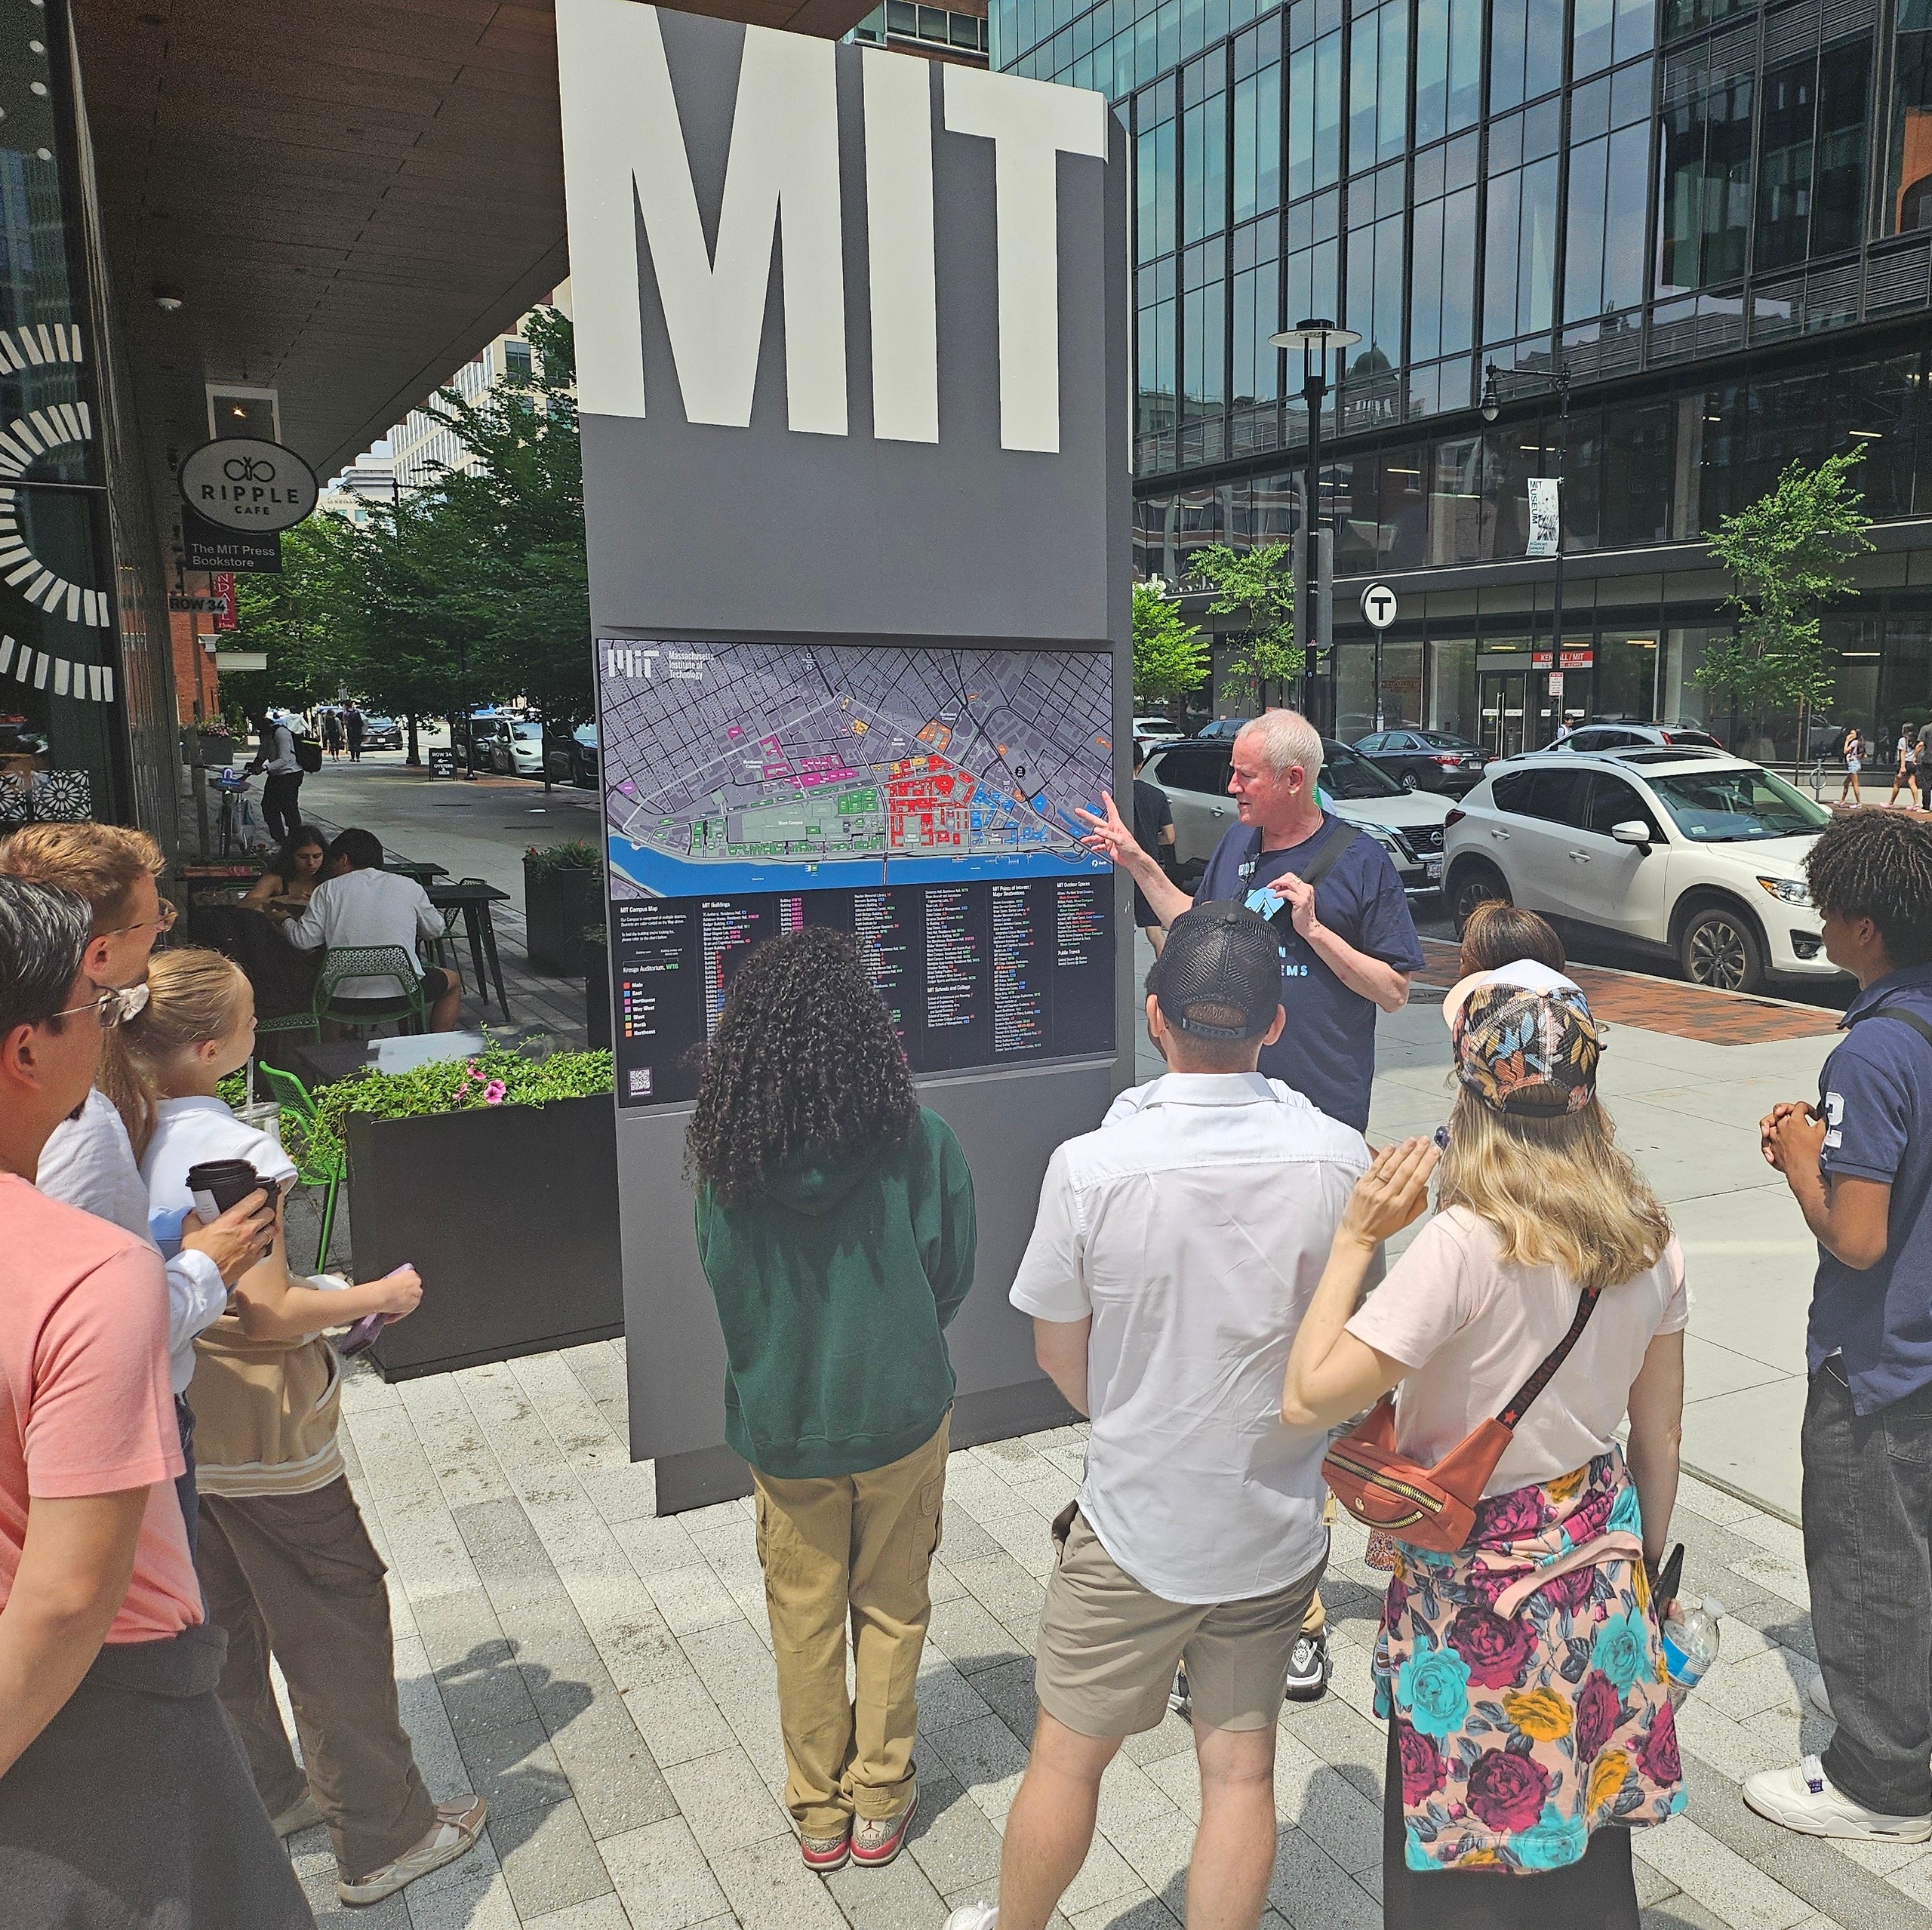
[{"left": 1478, "top": 669, "right": 1531, "bottom": 757}]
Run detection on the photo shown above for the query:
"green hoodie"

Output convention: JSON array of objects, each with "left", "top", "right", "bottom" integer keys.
[{"left": 694, "top": 1107, "right": 977, "bottom": 1479}]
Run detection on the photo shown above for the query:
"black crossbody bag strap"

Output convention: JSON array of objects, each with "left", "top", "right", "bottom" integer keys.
[
  {"left": 1494, "top": 1286, "right": 1604, "bottom": 1431},
  {"left": 1823, "top": 1005, "right": 1932, "bottom": 1107}
]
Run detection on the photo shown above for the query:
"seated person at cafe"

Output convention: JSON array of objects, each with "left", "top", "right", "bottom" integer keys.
[
  {"left": 242, "top": 825, "right": 330, "bottom": 921},
  {"left": 283, "top": 829, "right": 460, "bottom": 1032}
]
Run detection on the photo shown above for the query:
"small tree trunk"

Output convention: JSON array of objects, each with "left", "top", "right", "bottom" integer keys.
[{"left": 405, "top": 713, "right": 421, "bottom": 766}]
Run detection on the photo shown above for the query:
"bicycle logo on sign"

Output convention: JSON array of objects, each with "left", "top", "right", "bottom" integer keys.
[{"left": 222, "top": 454, "right": 277, "bottom": 483}]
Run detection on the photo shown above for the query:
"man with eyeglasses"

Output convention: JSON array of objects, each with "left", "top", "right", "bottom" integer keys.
[
  {"left": 0, "top": 825, "right": 275, "bottom": 1554},
  {"left": 0, "top": 874, "right": 314, "bottom": 1928}
]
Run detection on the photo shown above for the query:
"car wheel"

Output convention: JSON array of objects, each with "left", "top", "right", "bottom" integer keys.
[
  {"left": 1449, "top": 863, "right": 1510, "bottom": 935},
  {"left": 1680, "top": 903, "right": 1765, "bottom": 994},
  {"left": 1399, "top": 771, "right": 1420, "bottom": 791}
]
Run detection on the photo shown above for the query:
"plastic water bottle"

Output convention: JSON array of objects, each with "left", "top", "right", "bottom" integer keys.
[{"left": 1660, "top": 1596, "right": 1723, "bottom": 1707}]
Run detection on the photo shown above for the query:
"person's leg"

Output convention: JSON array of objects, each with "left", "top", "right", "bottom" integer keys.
[
  {"left": 994, "top": 1712, "right": 1123, "bottom": 1930},
  {"left": 1804, "top": 1368, "right": 1932, "bottom": 1816},
  {"left": 1188, "top": 1719, "right": 1278, "bottom": 1930},
  {"left": 193, "top": 1494, "right": 309, "bottom": 1818},
  {"left": 846, "top": 1416, "right": 949, "bottom": 1833},
  {"left": 752, "top": 1466, "right": 861, "bottom": 1845},
  {"left": 425, "top": 968, "right": 462, "bottom": 1032},
  {"left": 201, "top": 1483, "right": 441, "bottom": 1879}
]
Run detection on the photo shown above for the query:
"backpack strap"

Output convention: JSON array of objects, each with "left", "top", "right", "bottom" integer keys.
[
  {"left": 1846, "top": 1005, "right": 1932, "bottom": 1052},
  {"left": 1293, "top": 818, "right": 1361, "bottom": 891},
  {"left": 1494, "top": 1285, "right": 1603, "bottom": 1431}
]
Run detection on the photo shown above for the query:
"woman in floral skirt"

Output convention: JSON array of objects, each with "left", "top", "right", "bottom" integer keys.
[{"left": 1282, "top": 969, "right": 1687, "bottom": 1928}]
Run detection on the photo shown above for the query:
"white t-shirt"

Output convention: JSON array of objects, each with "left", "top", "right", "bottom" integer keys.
[
  {"left": 36, "top": 1089, "right": 228, "bottom": 1397},
  {"left": 1346, "top": 1205, "right": 1689, "bottom": 1494},
  {"left": 141, "top": 1096, "right": 298, "bottom": 1306},
  {"left": 283, "top": 866, "right": 442, "bottom": 997},
  {"left": 1010, "top": 1072, "right": 1372, "bottom": 1604}
]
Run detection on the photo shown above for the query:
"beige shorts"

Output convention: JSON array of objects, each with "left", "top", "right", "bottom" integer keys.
[{"left": 1034, "top": 1506, "right": 1326, "bottom": 1738}]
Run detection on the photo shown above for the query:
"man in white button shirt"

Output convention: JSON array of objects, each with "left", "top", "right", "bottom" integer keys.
[
  {"left": 945, "top": 902, "right": 1371, "bottom": 1930},
  {"left": 285, "top": 828, "right": 460, "bottom": 1030}
]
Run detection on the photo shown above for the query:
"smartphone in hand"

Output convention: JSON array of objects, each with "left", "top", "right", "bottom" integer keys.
[{"left": 337, "top": 1312, "right": 389, "bottom": 1357}]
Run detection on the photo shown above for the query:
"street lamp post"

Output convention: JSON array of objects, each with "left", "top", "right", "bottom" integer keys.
[
  {"left": 1483, "top": 358, "right": 1571, "bottom": 748},
  {"left": 1269, "top": 319, "right": 1359, "bottom": 718}
]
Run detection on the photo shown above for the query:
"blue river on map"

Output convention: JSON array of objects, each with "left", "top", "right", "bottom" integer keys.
[{"left": 607, "top": 837, "right": 1110, "bottom": 896}]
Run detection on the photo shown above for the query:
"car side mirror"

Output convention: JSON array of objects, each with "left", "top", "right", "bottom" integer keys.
[{"left": 1611, "top": 820, "right": 1653, "bottom": 850}]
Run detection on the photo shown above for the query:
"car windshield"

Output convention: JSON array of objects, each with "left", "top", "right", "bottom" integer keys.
[
  {"left": 1320, "top": 740, "right": 1407, "bottom": 799},
  {"left": 1647, "top": 768, "right": 1831, "bottom": 842}
]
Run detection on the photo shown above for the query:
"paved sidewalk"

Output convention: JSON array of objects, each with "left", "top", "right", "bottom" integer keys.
[{"left": 307, "top": 1344, "right": 1932, "bottom": 1930}]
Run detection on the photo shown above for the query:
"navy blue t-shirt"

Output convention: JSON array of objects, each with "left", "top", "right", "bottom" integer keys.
[
  {"left": 1195, "top": 813, "right": 1424, "bottom": 1131},
  {"left": 1813, "top": 963, "right": 1932, "bottom": 1412}
]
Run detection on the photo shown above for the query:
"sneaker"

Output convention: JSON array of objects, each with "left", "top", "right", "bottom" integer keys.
[
  {"left": 1284, "top": 1628, "right": 1332, "bottom": 1703},
  {"left": 1743, "top": 1756, "right": 1932, "bottom": 1842},
  {"left": 852, "top": 1783, "right": 918, "bottom": 1867},
  {"left": 337, "top": 1798, "right": 488, "bottom": 1906},
  {"left": 271, "top": 1790, "right": 321, "bottom": 1838},
  {"left": 943, "top": 1907, "right": 998, "bottom": 1930},
  {"left": 1168, "top": 1661, "right": 1192, "bottom": 1721},
  {"left": 800, "top": 1822, "right": 852, "bottom": 1873},
  {"left": 1810, "top": 1674, "right": 1832, "bottom": 1719}
]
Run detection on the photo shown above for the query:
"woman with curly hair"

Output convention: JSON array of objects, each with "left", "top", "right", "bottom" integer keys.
[
  {"left": 1282, "top": 974, "right": 1686, "bottom": 1928},
  {"left": 689, "top": 927, "right": 976, "bottom": 1877}
]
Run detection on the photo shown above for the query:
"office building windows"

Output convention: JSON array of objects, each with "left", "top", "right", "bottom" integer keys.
[
  {"left": 1490, "top": 0, "right": 1563, "bottom": 115},
  {"left": 1139, "top": 259, "right": 1177, "bottom": 436},
  {"left": 1887, "top": 3, "right": 1932, "bottom": 232},
  {"left": 1573, "top": 0, "right": 1653, "bottom": 80},
  {"left": 1232, "top": 17, "right": 1283, "bottom": 221},
  {"left": 1756, "top": 38, "right": 1872, "bottom": 272},
  {"left": 1345, "top": 162, "right": 1405, "bottom": 384},
  {"left": 1658, "top": 32, "right": 1755, "bottom": 291},
  {"left": 1349, "top": 0, "right": 1410, "bottom": 172},
  {"left": 1183, "top": 240, "right": 1226, "bottom": 414},
  {"left": 1181, "top": 55, "right": 1228, "bottom": 243},
  {"left": 1137, "top": 82, "right": 1176, "bottom": 262},
  {"left": 1414, "top": 0, "right": 1482, "bottom": 145},
  {"left": 1564, "top": 65, "right": 1651, "bottom": 322},
  {"left": 1231, "top": 217, "right": 1281, "bottom": 403},
  {"left": 1283, "top": 189, "right": 1340, "bottom": 339},
  {"left": 1286, "top": 0, "right": 1344, "bottom": 198},
  {"left": 1482, "top": 101, "right": 1561, "bottom": 347},
  {"left": 1411, "top": 131, "right": 1480, "bottom": 362}
]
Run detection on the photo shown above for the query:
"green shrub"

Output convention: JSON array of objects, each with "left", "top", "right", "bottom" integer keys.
[{"left": 525, "top": 839, "right": 603, "bottom": 876}]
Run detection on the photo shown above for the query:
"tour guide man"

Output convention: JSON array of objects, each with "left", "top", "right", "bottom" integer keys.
[{"left": 1078, "top": 706, "right": 1423, "bottom": 1135}]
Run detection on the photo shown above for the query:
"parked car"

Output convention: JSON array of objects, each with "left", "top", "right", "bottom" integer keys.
[
  {"left": 1352, "top": 727, "right": 1491, "bottom": 794},
  {"left": 1546, "top": 720, "right": 1724, "bottom": 755},
  {"left": 459, "top": 715, "right": 513, "bottom": 773},
  {"left": 360, "top": 714, "right": 404, "bottom": 750},
  {"left": 1133, "top": 713, "right": 1186, "bottom": 746},
  {"left": 1139, "top": 736, "right": 1451, "bottom": 895},
  {"left": 1441, "top": 746, "right": 1838, "bottom": 993},
  {"left": 543, "top": 721, "right": 600, "bottom": 788},
  {"left": 502, "top": 719, "right": 546, "bottom": 777},
  {"left": 1192, "top": 717, "right": 1253, "bottom": 739}
]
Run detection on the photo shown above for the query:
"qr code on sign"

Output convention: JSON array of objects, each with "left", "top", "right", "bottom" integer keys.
[{"left": 628, "top": 1068, "right": 653, "bottom": 1097}]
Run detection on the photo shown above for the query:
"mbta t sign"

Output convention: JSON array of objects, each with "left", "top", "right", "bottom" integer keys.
[{"left": 1361, "top": 581, "right": 1399, "bottom": 629}]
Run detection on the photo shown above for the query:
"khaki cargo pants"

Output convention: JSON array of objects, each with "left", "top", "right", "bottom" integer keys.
[{"left": 752, "top": 1416, "right": 949, "bottom": 1839}]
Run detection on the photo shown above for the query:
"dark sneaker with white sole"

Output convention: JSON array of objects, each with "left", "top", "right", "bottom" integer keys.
[
  {"left": 1168, "top": 1661, "right": 1192, "bottom": 1721},
  {"left": 1284, "top": 1628, "right": 1331, "bottom": 1702}
]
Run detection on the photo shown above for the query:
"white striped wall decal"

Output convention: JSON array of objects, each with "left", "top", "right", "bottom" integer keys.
[
  {"left": 0, "top": 322, "right": 111, "bottom": 631},
  {"left": 0, "top": 633, "right": 117, "bottom": 703}
]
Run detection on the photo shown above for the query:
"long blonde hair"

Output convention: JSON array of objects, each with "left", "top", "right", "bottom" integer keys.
[
  {"left": 1436, "top": 1088, "right": 1670, "bottom": 1292},
  {"left": 115, "top": 948, "right": 251, "bottom": 1162}
]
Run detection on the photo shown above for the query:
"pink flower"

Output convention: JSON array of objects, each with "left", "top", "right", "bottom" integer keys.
[
  {"left": 1384, "top": 1570, "right": 1411, "bottom": 1624},
  {"left": 1574, "top": 1671, "right": 1622, "bottom": 1762},
  {"left": 1447, "top": 1605, "right": 1535, "bottom": 1689},
  {"left": 1464, "top": 1749, "right": 1551, "bottom": 1833},
  {"left": 1397, "top": 1719, "right": 1448, "bottom": 1804},
  {"left": 482, "top": 1079, "right": 507, "bottom": 1105},
  {"left": 1537, "top": 1563, "right": 1601, "bottom": 1614},
  {"left": 1462, "top": 1561, "right": 1515, "bottom": 1607},
  {"left": 1638, "top": 1700, "right": 1681, "bottom": 1786},
  {"left": 1474, "top": 1487, "right": 1549, "bottom": 1544}
]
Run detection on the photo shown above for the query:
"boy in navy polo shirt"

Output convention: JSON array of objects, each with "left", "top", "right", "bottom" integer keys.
[
  {"left": 1078, "top": 709, "right": 1421, "bottom": 1134},
  {"left": 1749, "top": 811, "right": 1932, "bottom": 1844}
]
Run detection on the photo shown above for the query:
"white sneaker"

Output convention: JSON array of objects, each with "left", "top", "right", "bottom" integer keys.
[
  {"left": 337, "top": 1797, "right": 488, "bottom": 1905},
  {"left": 1743, "top": 1756, "right": 1931, "bottom": 1842},
  {"left": 943, "top": 1907, "right": 998, "bottom": 1930}
]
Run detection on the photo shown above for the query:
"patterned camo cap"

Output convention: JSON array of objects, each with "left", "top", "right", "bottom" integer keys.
[{"left": 1452, "top": 977, "right": 1602, "bottom": 1115}]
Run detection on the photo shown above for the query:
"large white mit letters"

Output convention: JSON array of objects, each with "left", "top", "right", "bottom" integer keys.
[{"left": 558, "top": 0, "right": 846, "bottom": 434}]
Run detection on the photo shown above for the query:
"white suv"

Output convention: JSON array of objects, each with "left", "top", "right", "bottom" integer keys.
[{"left": 1441, "top": 748, "right": 1839, "bottom": 993}]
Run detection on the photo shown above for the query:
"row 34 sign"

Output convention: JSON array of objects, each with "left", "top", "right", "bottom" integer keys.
[{"left": 555, "top": 0, "right": 1126, "bottom": 640}]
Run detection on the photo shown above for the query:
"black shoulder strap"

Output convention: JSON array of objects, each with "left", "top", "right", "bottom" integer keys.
[
  {"left": 1294, "top": 818, "right": 1362, "bottom": 891},
  {"left": 1847, "top": 1006, "right": 1932, "bottom": 1052},
  {"left": 1495, "top": 1286, "right": 1603, "bottom": 1431}
]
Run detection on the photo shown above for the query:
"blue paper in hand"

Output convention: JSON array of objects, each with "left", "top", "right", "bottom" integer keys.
[{"left": 1244, "top": 884, "right": 1286, "bottom": 919}]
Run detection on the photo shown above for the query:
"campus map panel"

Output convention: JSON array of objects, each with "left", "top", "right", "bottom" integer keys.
[{"left": 596, "top": 639, "right": 1117, "bottom": 1107}]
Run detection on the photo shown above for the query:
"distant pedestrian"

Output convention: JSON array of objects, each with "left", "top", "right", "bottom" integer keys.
[
  {"left": 1840, "top": 727, "right": 1864, "bottom": 805},
  {"left": 1752, "top": 811, "right": 1932, "bottom": 1845},
  {"left": 321, "top": 710, "right": 344, "bottom": 760},
  {"left": 1284, "top": 970, "right": 1687, "bottom": 1922},
  {"left": 0, "top": 876, "right": 313, "bottom": 1930},
  {"left": 946, "top": 903, "right": 1364, "bottom": 1930},
  {"left": 1131, "top": 741, "right": 1177, "bottom": 956},
  {"left": 1889, "top": 725, "right": 1916, "bottom": 809},
  {"left": 343, "top": 704, "right": 365, "bottom": 762},
  {"left": 688, "top": 928, "right": 975, "bottom": 1875},
  {"left": 245, "top": 710, "right": 303, "bottom": 841},
  {"left": 1916, "top": 717, "right": 1932, "bottom": 805}
]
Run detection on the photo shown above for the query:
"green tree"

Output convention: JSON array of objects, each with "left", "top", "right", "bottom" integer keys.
[
  {"left": 1695, "top": 450, "right": 1872, "bottom": 750},
  {"left": 1131, "top": 578, "right": 1208, "bottom": 713},
  {"left": 223, "top": 515, "right": 358, "bottom": 725},
  {"left": 1189, "top": 541, "right": 1300, "bottom": 711}
]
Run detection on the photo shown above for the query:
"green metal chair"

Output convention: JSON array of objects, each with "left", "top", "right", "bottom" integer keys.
[
  {"left": 255, "top": 1061, "right": 345, "bottom": 1273},
  {"left": 254, "top": 1007, "right": 321, "bottom": 1049},
  {"left": 314, "top": 945, "right": 426, "bottom": 1036}
]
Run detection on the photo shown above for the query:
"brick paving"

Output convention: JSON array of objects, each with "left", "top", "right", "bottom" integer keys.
[{"left": 257, "top": 1341, "right": 1932, "bottom": 1930}]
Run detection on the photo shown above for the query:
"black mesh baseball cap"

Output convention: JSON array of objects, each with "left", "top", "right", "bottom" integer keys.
[{"left": 1151, "top": 899, "right": 1283, "bottom": 1040}]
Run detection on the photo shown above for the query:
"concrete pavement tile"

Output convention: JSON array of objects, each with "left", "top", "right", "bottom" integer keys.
[
  {"left": 1642, "top": 1898, "right": 1741, "bottom": 1930},
  {"left": 546, "top": 1695, "right": 680, "bottom": 1841},
  {"left": 1633, "top": 1815, "right": 1813, "bottom": 1930},
  {"left": 492, "top": 1795, "right": 615, "bottom": 1919},
  {"left": 822, "top": 1842, "right": 952, "bottom": 1928},
  {"left": 928, "top": 1554, "right": 968, "bottom": 1605},
  {"left": 1093, "top": 1756, "right": 1180, "bottom": 1834},
  {"left": 579, "top": 1461, "right": 658, "bottom": 1528},
  {"left": 1265, "top": 1825, "right": 1378, "bottom": 1930},
  {"left": 1673, "top": 1695, "right": 1795, "bottom": 1782},
  {"left": 433, "top": 1636, "right": 547, "bottom": 1741},
  {"left": 1141, "top": 1749, "right": 1202, "bottom": 1820},
  {"left": 944, "top": 1883, "right": 1074, "bottom": 1930},
  {"left": 1119, "top": 1712, "right": 1194, "bottom": 1768},
  {"left": 1101, "top": 1799, "right": 1194, "bottom": 1907},
  {"left": 927, "top": 1590, "right": 1026, "bottom": 1676},
  {"left": 1678, "top": 1476, "right": 1762, "bottom": 1528},
  {"left": 1272, "top": 1698, "right": 1385, "bottom": 1806},
  {"left": 598, "top": 1816, "right": 730, "bottom": 1928},
  {"left": 967, "top": 1655, "right": 1039, "bottom": 1746},
  {"left": 926, "top": 1712, "right": 1031, "bottom": 1821},
  {"left": 905, "top": 1771, "right": 1005, "bottom": 1894},
  {"left": 1831, "top": 1835, "right": 1926, "bottom": 1878},
  {"left": 1635, "top": 1855, "right": 1681, "bottom": 1907},
  {"left": 1685, "top": 1334, "right": 1797, "bottom": 1404},
  {"left": 450, "top": 1713, "right": 571, "bottom": 1818},
  {"left": 709, "top": 1833, "right": 850, "bottom": 1930},
  {"left": 1680, "top": 1378, "right": 1810, "bottom": 1525},
  {"left": 661, "top": 1744, "right": 793, "bottom": 1856},
  {"left": 1057, "top": 1829, "right": 1144, "bottom": 1916},
  {"left": 980, "top": 1506, "right": 1057, "bottom": 1579},
  {"left": 1067, "top": 1891, "right": 1181, "bottom": 1930},
  {"left": 519, "top": 1896, "right": 635, "bottom": 1930},
  {"left": 401, "top": 1860, "right": 521, "bottom": 1930},
  {"left": 609, "top": 1510, "right": 703, "bottom": 1578},
  {"left": 935, "top": 1506, "right": 1001, "bottom": 1566},
  {"left": 917, "top": 1655, "right": 997, "bottom": 1735},
  {"left": 1272, "top": 1753, "right": 1382, "bottom": 1876},
  {"left": 617, "top": 1673, "right": 738, "bottom": 1768},
  {"left": 642, "top": 1561, "right": 746, "bottom": 1636},
  {"left": 1740, "top": 1697, "right": 1835, "bottom": 1768},
  {"left": 1698, "top": 1645, "right": 1816, "bottom": 1723}
]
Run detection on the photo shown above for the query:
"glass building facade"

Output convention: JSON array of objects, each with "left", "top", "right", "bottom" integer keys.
[{"left": 994, "top": 0, "right": 1932, "bottom": 759}]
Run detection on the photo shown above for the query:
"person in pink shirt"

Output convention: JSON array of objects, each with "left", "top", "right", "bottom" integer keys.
[{"left": 0, "top": 874, "right": 311, "bottom": 1930}]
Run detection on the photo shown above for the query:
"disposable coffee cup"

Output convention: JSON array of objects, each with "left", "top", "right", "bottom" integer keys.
[{"left": 186, "top": 1159, "right": 266, "bottom": 1221}]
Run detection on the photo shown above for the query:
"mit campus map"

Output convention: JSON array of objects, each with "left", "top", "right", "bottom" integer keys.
[{"left": 598, "top": 639, "right": 1115, "bottom": 899}]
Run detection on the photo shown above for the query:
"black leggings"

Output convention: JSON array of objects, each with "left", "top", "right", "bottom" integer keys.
[{"left": 1381, "top": 1719, "right": 1639, "bottom": 1930}]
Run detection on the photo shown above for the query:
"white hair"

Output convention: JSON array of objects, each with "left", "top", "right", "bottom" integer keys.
[{"left": 1235, "top": 708, "right": 1324, "bottom": 781}]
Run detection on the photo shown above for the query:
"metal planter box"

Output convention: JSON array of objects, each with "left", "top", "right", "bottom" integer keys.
[
  {"left": 350, "top": 1094, "right": 621, "bottom": 1380},
  {"left": 522, "top": 857, "right": 604, "bottom": 976}
]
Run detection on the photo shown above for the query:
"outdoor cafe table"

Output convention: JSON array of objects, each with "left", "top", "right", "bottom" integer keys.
[
  {"left": 265, "top": 1029, "right": 488, "bottom": 1091},
  {"left": 426, "top": 879, "right": 512, "bottom": 1020}
]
